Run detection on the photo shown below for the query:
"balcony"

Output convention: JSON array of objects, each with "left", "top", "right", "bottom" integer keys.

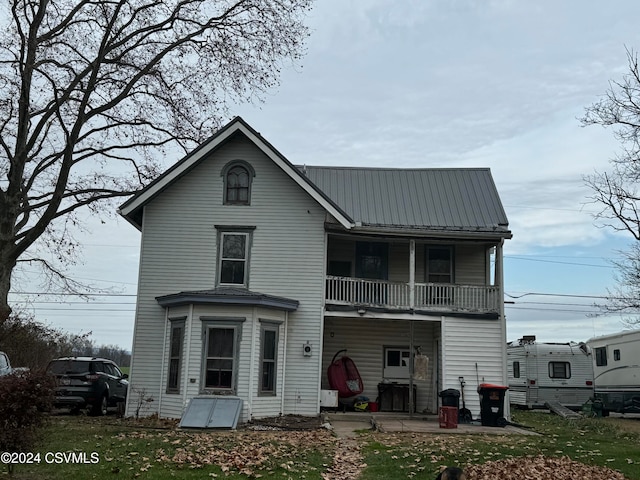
[{"left": 325, "top": 275, "right": 500, "bottom": 314}]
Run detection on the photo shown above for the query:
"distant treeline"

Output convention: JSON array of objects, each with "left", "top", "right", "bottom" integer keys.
[{"left": 0, "top": 314, "right": 131, "bottom": 370}]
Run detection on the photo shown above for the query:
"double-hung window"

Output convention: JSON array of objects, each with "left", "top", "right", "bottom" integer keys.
[
  {"left": 216, "top": 227, "right": 254, "bottom": 286},
  {"left": 259, "top": 322, "right": 279, "bottom": 395}
]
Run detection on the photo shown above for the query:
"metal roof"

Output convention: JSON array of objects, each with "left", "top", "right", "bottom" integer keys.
[{"left": 300, "top": 166, "right": 510, "bottom": 236}]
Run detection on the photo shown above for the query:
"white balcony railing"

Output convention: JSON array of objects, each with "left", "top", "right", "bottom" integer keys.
[{"left": 325, "top": 275, "right": 500, "bottom": 313}]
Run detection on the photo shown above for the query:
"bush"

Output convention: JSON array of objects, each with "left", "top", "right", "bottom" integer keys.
[{"left": 0, "top": 370, "right": 54, "bottom": 471}]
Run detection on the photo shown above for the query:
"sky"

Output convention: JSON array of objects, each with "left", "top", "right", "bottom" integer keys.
[{"left": 9, "top": 0, "right": 640, "bottom": 349}]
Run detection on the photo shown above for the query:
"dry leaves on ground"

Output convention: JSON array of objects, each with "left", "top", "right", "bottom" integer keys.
[
  {"left": 464, "top": 455, "right": 628, "bottom": 480},
  {"left": 158, "top": 429, "right": 335, "bottom": 477},
  {"left": 321, "top": 439, "right": 366, "bottom": 480}
]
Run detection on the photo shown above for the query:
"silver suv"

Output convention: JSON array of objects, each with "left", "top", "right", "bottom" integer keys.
[{"left": 47, "top": 357, "right": 128, "bottom": 415}]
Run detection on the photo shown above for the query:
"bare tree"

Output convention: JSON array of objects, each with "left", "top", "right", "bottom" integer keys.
[
  {"left": 581, "top": 48, "right": 640, "bottom": 321},
  {"left": 0, "top": 0, "right": 312, "bottom": 323}
]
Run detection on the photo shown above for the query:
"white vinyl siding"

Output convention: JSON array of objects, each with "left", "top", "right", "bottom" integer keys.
[
  {"left": 125, "top": 134, "right": 326, "bottom": 419},
  {"left": 322, "top": 317, "right": 438, "bottom": 413},
  {"left": 442, "top": 317, "right": 506, "bottom": 418}
]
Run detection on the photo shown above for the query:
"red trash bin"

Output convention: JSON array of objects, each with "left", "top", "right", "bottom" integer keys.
[{"left": 439, "top": 406, "right": 458, "bottom": 429}]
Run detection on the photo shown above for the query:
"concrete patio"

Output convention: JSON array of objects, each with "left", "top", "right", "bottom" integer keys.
[{"left": 324, "top": 411, "right": 539, "bottom": 437}]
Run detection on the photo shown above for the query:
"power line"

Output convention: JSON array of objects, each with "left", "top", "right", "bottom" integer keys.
[
  {"left": 505, "top": 256, "right": 612, "bottom": 268},
  {"left": 505, "top": 291, "right": 611, "bottom": 300}
]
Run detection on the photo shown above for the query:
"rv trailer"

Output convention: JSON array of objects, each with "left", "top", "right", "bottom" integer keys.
[
  {"left": 588, "top": 329, "right": 640, "bottom": 415},
  {"left": 507, "top": 336, "right": 594, "bottom": 410}
]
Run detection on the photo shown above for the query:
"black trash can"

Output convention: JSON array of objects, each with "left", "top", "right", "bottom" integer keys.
[
  {"left": 477, "top": 383, "right": 509, "bottom": 427},
  {"left": 439, "top": 388, "right": 461, "bottom": 409}
]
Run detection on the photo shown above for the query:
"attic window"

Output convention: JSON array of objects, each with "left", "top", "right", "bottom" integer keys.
[{"left": 222, "top": 160, "right": 255, "bottom": 205}]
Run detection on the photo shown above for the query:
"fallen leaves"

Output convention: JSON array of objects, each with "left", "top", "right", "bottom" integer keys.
[
  {"left": 155, "top": 429, "right": 334, "bottom": 477},
  {"left": 464, "top": 455, "right": 628, "bottom": 480},
  {"left": 321, "top": 438, "right": 366, "bottom": 480}
]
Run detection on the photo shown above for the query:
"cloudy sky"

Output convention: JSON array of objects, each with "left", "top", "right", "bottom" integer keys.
[{"left": 10, "top": 0, "right": 640, "bottom": 349}]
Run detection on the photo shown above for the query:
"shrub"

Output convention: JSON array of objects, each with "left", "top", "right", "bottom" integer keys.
[{"left": 0, "top": 370, "right": 54, "bottom": 472}]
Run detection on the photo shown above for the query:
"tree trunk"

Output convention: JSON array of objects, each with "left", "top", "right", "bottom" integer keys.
[{"left": 0, "top": 255, "right": 14, "bottom": 325}]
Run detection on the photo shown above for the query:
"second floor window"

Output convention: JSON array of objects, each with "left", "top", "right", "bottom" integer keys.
[
  {"left": 219, "top": 232, "right": 250, "bottom": 285},
  {"left": 426, "top": 246, "right": 453, "bottom": 283}
]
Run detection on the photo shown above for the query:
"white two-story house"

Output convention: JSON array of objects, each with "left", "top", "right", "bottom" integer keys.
[{"left": 119, "top": 117, "right": 512, "bottom": 422}]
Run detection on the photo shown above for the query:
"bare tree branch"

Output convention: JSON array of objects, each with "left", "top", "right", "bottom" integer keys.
[
  {"left": 0, "top": 0, "right": 313, "bottom": 322},
  {"left": 582, "top": 47, "right": 640, "bottom": 323}
]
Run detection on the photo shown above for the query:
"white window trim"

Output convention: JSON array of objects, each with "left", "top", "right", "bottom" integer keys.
[{"left": 383, "top": 346, "right": 411, "bottom": 380}]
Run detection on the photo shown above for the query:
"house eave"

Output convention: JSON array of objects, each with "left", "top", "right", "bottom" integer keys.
[
  {"left": 326, "top": 223, "right": 512, "bottom": 241},
  {"left": 118, "top": 117, "right": 355, "bottom": 231},
  {"left": 156, "top": 289, "right": 299, "bottom": 312}
]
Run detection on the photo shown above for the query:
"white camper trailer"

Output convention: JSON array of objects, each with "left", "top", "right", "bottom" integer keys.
[
  {"left": 507, "top": 336, "right": 594, "bottom": 410},
  {"left": 588, "top": 329, "right": 640, "bottom": 415}
]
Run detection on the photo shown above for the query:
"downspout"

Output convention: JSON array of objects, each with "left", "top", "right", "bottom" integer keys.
[
  {"left": 158, "top": 308, "right": 169, "bottom": 416},
  {"left": 182, "top": 304, "right": 194, "bottom": 412},
  {"left": 248, "top": 306, "right": 258, "bottom": 421},
  {"left": 280, "top": 311, "right": 288, "bottom": 415}
]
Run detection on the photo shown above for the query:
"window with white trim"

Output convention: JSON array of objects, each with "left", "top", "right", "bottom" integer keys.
[{"left": 383, "top": 347, "right": 411, "bottom": 379}]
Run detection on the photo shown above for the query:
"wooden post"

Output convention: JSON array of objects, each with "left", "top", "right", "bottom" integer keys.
[{"left": 409, "top": 239, "right": 415, "bottom": 308}]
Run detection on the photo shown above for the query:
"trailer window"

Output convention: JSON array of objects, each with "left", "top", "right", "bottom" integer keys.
[
  {"left": 548, "top": 362, "right": 571, "bottom": 379},
  {"left": 614, "top": 349, "right": 621, "bottom": 361},
  {"left": 513, "top": 361, "right": 520, "bottom": 378},
  {"left": 595, "top": 347, "right": 607, "bottom": 366}
]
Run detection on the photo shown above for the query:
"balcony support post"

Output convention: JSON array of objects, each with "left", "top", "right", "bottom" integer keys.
[
  {"left": 409, "top": 319, "right": 414, "bottom": 419},
  {"left": 409, "top": 239, "right": 416, "bottom": 308}
]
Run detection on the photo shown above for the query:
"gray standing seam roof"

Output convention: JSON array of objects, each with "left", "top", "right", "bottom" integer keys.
[{"left": 300, "top": 166, "right": 510, "bottom": 234}]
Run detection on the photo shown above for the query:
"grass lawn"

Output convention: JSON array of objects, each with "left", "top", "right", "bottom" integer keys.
[
  {"left": 4, "top": 415, "right": 335, "bottom": 479},
  {"left": 358, "top": 410, "right": 640, "bottom": 479},
  {"left": 3, "top": 410, "right": 640, "bottom": 479}
]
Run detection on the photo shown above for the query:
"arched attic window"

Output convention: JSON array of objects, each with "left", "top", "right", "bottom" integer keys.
[{"left": 222, "top": 160, "right": 255, "bottom": 205}]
